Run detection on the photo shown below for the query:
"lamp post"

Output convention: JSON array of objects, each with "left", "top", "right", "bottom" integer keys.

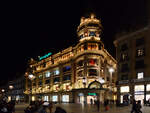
[
  {"left": 28, "top": 74, "right": 35, "bottom": 102},
  {"left": 82, "top": 77, "right": 86, "bottom": 88},
  {"left": 9, "top": 85, "right": 14, "bottom": 101},
  {"left": 108, "top": 67, "right": 114, "bottom": 91}
]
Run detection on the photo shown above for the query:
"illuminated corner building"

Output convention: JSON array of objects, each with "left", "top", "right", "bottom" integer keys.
[
  {"left": 25, "top": 14, "right": 117, "bottom": 104},
  {"left": 114, "top": 27, "right": 150, "bottom": 104}
]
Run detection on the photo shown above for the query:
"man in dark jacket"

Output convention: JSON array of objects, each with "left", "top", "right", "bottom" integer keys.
[{"left": 131, "top": 99, "right": 137, "bottom": 113}]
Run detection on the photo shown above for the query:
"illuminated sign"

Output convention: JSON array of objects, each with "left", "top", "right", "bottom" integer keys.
[
  {"left": 39, "top": 52, "right": 52, "bottom": 60},
  {"left": 88, "top": 93, "right": 96, "bottom": 96}
]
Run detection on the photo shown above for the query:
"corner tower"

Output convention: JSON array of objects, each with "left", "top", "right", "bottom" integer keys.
[{"left": 77, "top": 13, "right": 103, "bottom": 42}]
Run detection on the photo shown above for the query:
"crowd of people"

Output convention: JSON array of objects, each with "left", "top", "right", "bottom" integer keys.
[
  {"left": 24, "top": 100, "right": 67, "bottom": 113},
  {"left": 0, "top": 100, "right": 15, "bottom": 113}
]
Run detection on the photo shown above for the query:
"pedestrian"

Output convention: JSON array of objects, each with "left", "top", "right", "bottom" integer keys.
[
  {"left": 49, "top": 102, "right": 53, "bottom": 113},
  {"left": 136, "top": 100, "right": 142, "bottom": 113},
  {"left": 96, "top": 99, "right": 100, "bottom": 112},
  {"left": 90, "top": 98, "right": 93, "bottom": 105},
  {"left": 38, "top": 101, "right": 50, "bottom": 113},
  {"left": 104, "top": 99, "right": 109, "bottom": 111},
  {"left": 131, "top": 99, "right": 137, "bottom": 113},
  {"left": 54, "top": 106, "right": 67, "bottom": 113}
]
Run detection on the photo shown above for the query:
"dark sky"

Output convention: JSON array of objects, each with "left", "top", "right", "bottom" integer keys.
[{"left": 0, "top": 0, "right": 147, "bottom": 85}]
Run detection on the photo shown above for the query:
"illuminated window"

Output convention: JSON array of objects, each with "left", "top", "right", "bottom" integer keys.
[
  {"left": 89, "top": 31, "right": 96, "bottom": 37},
  {"left": 134, "top": 85, "right": 144, "bottom": 92},
  {"left": 88, "top": 43, "right": 98, "bottom": 50},
  {"left": 45, "top": 71, "right": 51, "bottom": 78},
  {"left": 54, "top": 70, "right": 59, "bottom": 75},
  {"left": 77, "top": 70, "right": 84, "bottom": 77},
  {"left": 88, "top": 59, "right": 98, "bottom": 66},
  {"left": 137, "top": 72, "right": 144, "bottom": 79},
  {"left": 62, "top": 95, "right": 69, "bottom": 102},
  {"left": 120, "top": 86, "right": 129, "bottom": 93},
  {"left": 63, "top": 66, "right": 71, "bottom": 72},
  {"left": 39, "top": 75, "right": 43, "bottom": 79},
  {"left": 52, "top": 95, "right": 58, "bottom": 102},
  {"left": 137, "top": 48, "right": 145, "bottom": 57},
  {"left": 147, "top": 84, "right": 150, "bottom": 91},
  {"left": 88, "top": 69, "right": 97, "bottom": 76}
]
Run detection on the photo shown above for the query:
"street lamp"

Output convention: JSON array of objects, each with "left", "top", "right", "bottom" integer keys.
[
  {"left": 2, "top": 89, "right": 5, "bottom": 93},
  {"left": 82, "top": 77, "right": 86, "bottom": 88},
  {"left": 108, "top": 67, "right": 114, "bottom": 90},
  {"left": 28, "top": 73, "right": 35, "bottom": 102},
  {"left": 9, "top": 85, "right": 14, "bottom": 101}
]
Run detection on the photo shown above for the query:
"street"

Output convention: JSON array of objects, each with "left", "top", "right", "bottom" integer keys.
[{"left": 15, "top": 103, "right": 150, "bottom": 113}]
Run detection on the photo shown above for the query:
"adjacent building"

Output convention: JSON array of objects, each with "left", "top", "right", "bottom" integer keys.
[
  {"left": 25, "top": 14, "right": 117, "bottom": 104},
  {"left": 114, "top": 26, "right": 150, "bottom": 104}
]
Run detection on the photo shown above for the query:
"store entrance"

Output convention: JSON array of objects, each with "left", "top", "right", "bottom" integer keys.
[
  {"left": 135, "top": 95, "right": 144, "bottom": 104},
  {"left": 87, "top": 95, "right": 97, "bottom": 104}
]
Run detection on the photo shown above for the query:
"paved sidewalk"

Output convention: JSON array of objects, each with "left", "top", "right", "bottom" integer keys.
[
  {"left": 53, "top": 103, "right": 150, "bottom": 113},
  {"left": 15, "top": 103, "right": 150, "bottom": 113}
]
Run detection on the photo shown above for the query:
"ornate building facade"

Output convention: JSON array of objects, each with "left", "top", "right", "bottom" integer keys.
[{"left": 24, "top": 14, "right": 117, "bottom": 104}]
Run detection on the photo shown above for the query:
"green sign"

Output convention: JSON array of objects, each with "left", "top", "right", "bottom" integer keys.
[
  {"left": 39, "top": 52, "right": 52, "bottom": 60},
  {"left": 88, "top": 93, "right": 97, "bottom": 96}
]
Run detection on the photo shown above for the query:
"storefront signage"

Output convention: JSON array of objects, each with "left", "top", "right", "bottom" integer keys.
[
  {"left": 118, "top": 80, "right": 129, "bottom": 85},
  {"left": 39, "top": 52, "right": 52, "bottom": 60},
  {"left": 88, "top": 93, "right": 96, "bottom": 96}
]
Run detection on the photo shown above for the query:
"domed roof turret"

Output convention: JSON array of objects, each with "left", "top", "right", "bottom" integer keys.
[{"left": 77, "top": 13, "right": 103, "bottom": 42}]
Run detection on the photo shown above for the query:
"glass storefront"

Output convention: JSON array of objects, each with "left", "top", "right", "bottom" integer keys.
[
  {"left": 146, "top": 84, "right": 150, "bottom": 91},
  {"left": 32, "top": 96, "right": 35, "bottom": 101},
  {"left": 62, "top": 95, "right": 69, "bottom": 102},
  {"left": 146, "top": 94, "right": 150, "bottom": 101},
  {"left": 134, "top": 85, "right": 144, "bottom": 104},
  {"left": 120, "top": 86, "right": 129, "bottom": 93},
  {"left": 44, "top": 96, "right": 49, "bottom": 101},
  {"left": 52, "top": 95, "right": 58, "bottom": 102}
]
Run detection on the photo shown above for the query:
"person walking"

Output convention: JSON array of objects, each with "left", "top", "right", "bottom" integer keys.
[
  {"left": 131, "top": 99, "right": 137, "bottom": 113},
  {"left": 90, "top": 98, "right": 93, "bottom": 105},
  {"left": 104, "top": 99, "right": 109, "bottom": 111},
  {"left": 136, "top": 100, "right": 142, "bottom": 113},
  {"left": 96, "top": 99, "right": 100, "bottom": 112}
]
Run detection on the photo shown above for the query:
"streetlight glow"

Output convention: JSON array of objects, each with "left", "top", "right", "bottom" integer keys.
[
  {"left": 109, "top": 67, "right": 114, "bottom": 73},
  {"left": 28, "top": 74, "right": 35, "bottom": 80},
  {"left": 2, "top": 89, "right": 5, "bottom": 92},
  {"left": 9, "top": 85, "right": 13, "bottom": 89}
]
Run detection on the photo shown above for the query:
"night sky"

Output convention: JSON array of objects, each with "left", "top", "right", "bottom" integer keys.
[{"left": 0, "top": 0, "right": 148, "bottom": 85}]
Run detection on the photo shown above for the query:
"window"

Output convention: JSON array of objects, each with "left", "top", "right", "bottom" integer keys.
[
  {"left": 121, "top": 74, "right": 128, "bottom": 80},
  {"left": 54, "top": 70, "right": 60, "bottom": 75},
  {"left": 136, "top": 38, "right": 144, "bottom": 47},
  {"left": 88, "top": 43, "right": 98, "bottom": 50},
  {"left": 88, "top": 69, "right": 97, "bottom": 76},
  {"left": 137, "top": 72, "right": 144, "bottom": 79},
  {"left": 63, "top": 75, "right": 71, "bottom": 81},
  {"left": 38, "top": 81, "right": 42, "bottom": 86},
  {"left": 120, "top": 86, "right": 129, "bottom": 93},
  {"left": 89, "top": 31, "right": 96, "bottom": 37},
  {"left": 77, "top": 70, "right": 84, "bottom": 77},
  {"left": 136, "top": 48, "right": 145, "bottom": 57},
  {"left": 120, "top": 53, "right": 128, "bottom": 61},
  {"left": 88, "top": 59, "right": 98, "bottom": 66},
  {"left": 134, "top": 85, "right": 144, "bottom": 92},
  {"left": 63, "top": 66, "right": 71, "bottom": 72},
  {"left": 135, "top": 60, "right": 145, "bottom": 69},
  {"left": 45, "top": 71, "right": 51, "bottom": 78},
  {"left": 121, "top": 63, "right": 129, "bottom": 73},
  {"left": 39, "top": 75, "right": 43, "bottom": 79},
  {"left": 77, "top": 60, "right": 84, "bottom": 67},
  {"left": 54, "top": 77, "right": 60, "bottom": 83},
  {"left": 121, "top": 44, "right": 128, "bottom": 51},
  {"left": 80, "top": 34, "right": 84, "bottom": 39},
  {"left": 147, "top": 84, "right": 150, "bottom": 91},
  {"left": 45, "top": 80, "right": 50, "bottom": 84}
]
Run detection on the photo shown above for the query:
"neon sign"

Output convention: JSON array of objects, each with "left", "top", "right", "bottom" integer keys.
[{"left": 39, "top": 52, "right": 52, "bottom": 60}]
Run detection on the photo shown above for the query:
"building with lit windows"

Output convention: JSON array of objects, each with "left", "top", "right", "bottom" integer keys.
[
  {"left": 114, "top": 2, "right": 150, "bottom": 104},
  {"left": 114, "top": 27, "right": 150, "bottom": 104},
  {"left": 24, "top": 14, "right": 117, "bottom": 104}
]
